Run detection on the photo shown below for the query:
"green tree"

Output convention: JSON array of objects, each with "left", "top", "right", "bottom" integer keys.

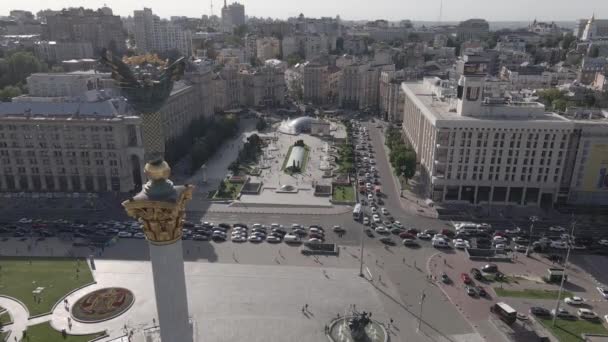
[
  {"left": 589, "top": 45, "right": 600, "bottom": 58},
  {"left": 561, "top": 33, "right": 576, "bottom": 50},
  {"left": 0, "top": 51, "right": 48, "bottom": 89},
  {"left": 286, "top": 53, "right": 303, "bottom": 67},
  {"left": 218, "top": 180, "right": 227, "bottom": 194},
  {"left": 0, "top": 85, "right": 22, "bottom": 102},
  {"left": 552, "top": 99, "right": 568, "bottom": 112},
  {"left": 228, "top": 161, "right": 241, "bottom": 175}
]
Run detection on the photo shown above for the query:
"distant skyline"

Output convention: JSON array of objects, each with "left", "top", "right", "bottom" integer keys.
[{"left": 3, "top": 0, "right": 607, "bottom": 22}]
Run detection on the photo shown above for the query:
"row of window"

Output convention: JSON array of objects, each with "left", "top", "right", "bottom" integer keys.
[
  {"left": 447, "top": 173, "right": 559, "bottom": 183},
  {"left": 3, "top": 166, "right": 120, "bottom": 176},
  {"left": 1, "top": 157, "right": 119, "bottom": 167},
  {"left": 0, "top": 142, "right": 117, "bottom": 149},
  {"left": 2, "top": 175, "right": 121, "bottom": 192},
  {"left": 0, "top": 150, "right": 117, "bottom": 158},
  {"left": 0, "top": 125, "right": 114, "bottom": 132}
]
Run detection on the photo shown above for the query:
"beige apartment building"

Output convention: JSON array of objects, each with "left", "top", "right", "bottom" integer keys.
[{"left": 0, "top": 101, "right": 145, "bottom": 193}]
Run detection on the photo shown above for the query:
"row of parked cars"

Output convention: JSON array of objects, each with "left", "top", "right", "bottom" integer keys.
[{"left": 530, "top": 294, "right": 608, "bottom": 322}]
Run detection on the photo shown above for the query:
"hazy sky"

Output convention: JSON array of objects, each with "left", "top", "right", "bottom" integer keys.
[{"left": 3, "top": 0, "right": 607, "bottom": 21}]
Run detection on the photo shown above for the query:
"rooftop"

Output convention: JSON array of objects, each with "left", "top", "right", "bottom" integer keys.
[
  {"left": 401, "top": 82, "right": 570, "bottom": 126},
  {"left": 0, "top": 100, "right": 127, "bottom": 119}
]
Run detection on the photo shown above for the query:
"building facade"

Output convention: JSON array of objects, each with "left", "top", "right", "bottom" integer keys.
[
  {"left": 133, "top": 8, "right": 193, "bottom": 57},
  {"left": 221, "top": 1, "right": 245, "bottom": 33},
  {"left": 45, "top": 7, "right": 126, "bottom": 53},
  {"left": 303, "top": 62, "right": 328, "bottom": 105},
  {"left": 33, "top": 41, "right": 94, "bottom": 63},
  {"left": 256, "top": 37, "right": 281, "bottom": 61},
  {"left": 0, "top": 101, "right": 144, "bottom": 193}
]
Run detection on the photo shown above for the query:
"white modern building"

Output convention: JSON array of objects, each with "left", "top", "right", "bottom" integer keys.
[
  {"left": 401, "top": 64, "right": 576, "bottom": 207},
  {"left": 133, "top": 8, "right": 193, "bottom": 56},
  {"left": 33, "top": 41, "right": 94, "bottom": 63}
]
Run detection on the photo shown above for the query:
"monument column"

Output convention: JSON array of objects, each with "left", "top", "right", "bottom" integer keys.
[{"left": 123, "top": 161, "right": 194, "bottom": 342}]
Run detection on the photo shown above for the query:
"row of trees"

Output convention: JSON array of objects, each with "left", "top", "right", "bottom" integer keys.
[
  {"left": 337, "top": 121, "right": 355, "bottom": 174},
  {"left": 187, "top": 116, "right": 239, "bottom": 173},
  {"left": 538, "top": 88, "right": 608, "bottom": 112},
  {"left": 385, "top": 126, "right": 416, "bottom": 183},
  {"left": 228, "top": 133, "right": 264, "bottom": 174}
]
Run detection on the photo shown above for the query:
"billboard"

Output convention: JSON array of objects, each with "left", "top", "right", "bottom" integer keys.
[{"left": 583, "top": 143, "right": 608, "bottom": 191}]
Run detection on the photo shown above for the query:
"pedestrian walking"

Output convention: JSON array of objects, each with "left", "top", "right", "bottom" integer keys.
[
  {"left": 305, "top": 303, "right": 309, "bottom": 311},
  {"left": 444, "top": 259, "right": 446, "bottom": 265}
]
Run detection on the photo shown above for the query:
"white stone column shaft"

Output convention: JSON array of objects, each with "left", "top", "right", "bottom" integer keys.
[{"left": 149, "top": 240, "right": 193, "bottom": 342}]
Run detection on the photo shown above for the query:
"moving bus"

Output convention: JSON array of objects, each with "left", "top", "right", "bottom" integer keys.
[
  {"left": 490, "top": 302, "right": 517, "bottom": 325},
  {"left": 353, "top": 203, "right": 362, "bottom": 220}
]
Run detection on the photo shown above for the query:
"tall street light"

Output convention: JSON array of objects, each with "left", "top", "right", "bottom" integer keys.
[
  {"left": 526, "top": 215, "right": 539, "bottom": 257},
  {"left": 552, "top": 217, "right": 576, "bottom": 326}
]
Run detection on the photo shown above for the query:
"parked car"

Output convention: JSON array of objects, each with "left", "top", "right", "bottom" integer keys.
[
  {"left": 441, "top": 273, "right": 451, "bottom": 284},
  {"left": 379, "top": 237, "right": 395, "bottom": 245},
  {"left": 577, "top": 308, "right": 598, "bottom": 320},
  {"left": 552, "top": 308, "right": 576, "bottom": 319},
  {"left": 530, "top": 307, "right": 551, "bottom": 317},
  {"left": 565, "top": 297, "right": 584, "bottom": 305},
  {"left": 402, "top": 239, "right": 418, "bottom": 247},
  {"left": 470, "top": 268, "right": 483, "bottom": 280},
  {"left": 465, "top": 286, "right": 476, "bottom": 296},
  {"left": 375, "top": 226, "right": 389, "bottom": 234},
  {"left": 476, "top": 286, "right": 487, "bottom": 297},
  {"left": 332, "top": 225, "right": 345, "bottom": 233},
  {"left": 417, "top": 232, "right": 432, "bottom": 240},
  {"left": 461, "top": 273, "right": 472, "bottom": 284},
  {"left": 283, "top": 234, "right": 300, "bottom": 243},
  {"left": 432, "top": 239, "right": 449, "bottom": 248},
  {"left": 364, "top": 229, "right": 374, "bottom": 238},
  {"left": 549, "top": 226, "right": 566, "bottom": 232},
  {"left": 597, "top": 287, "right": 608, "bottom": 299}
]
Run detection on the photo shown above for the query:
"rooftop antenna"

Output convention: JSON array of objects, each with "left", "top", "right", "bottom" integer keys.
[
  {"left": 210, "top": 0, "right": 213, "bottom": 16},
  {"left": 438, "top": 0, "right": 443, "bottom": 24}
]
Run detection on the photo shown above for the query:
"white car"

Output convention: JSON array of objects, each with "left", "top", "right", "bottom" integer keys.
[
  {"left": 433, "top": 234, "right": 448, "bottom": 241},
  {"left": 599, "top": 240, "right": 608, "bottom": 246},
  {"left": 493, "top": 236, "right": 507, "bottom": 244},
  {"left": 332, "top": 225, "right": 345, "bottom": 233},
  {"left": 565, "top": 296, "right": 584, "bottom": 305},
  {"left": 367, "top": 194, "right": 373, "bottom": 200},
  {"left": 549, "top": 226, "right": 566, "bottom": 232},
  {"left": 283, "top": 233, "right": 300, "bottom": 242},
  {"left": 597, "top": 287, "right": 608, "bottom": 299},
  {"left": 371, "top": 207, "right": 378, "bottom": 213},
  {"left": 453, "top": 239, "right": 470, "bottom": 249},
  {"left": 266, "top": 235, "right": 281, "bottom": 243},
  {"left": 133, "top": 232, "right": 145, "bottom": 239},
  {"left": 392, "top": 221, "right": 403, "bottom": 228},
  {"left": 432, "top": 239, "right": 449, "bottom": 248},
  {"left": 375, "top": 226, "right": 389, "bottom": 234},
  {"left": 578, "top": 308, "right": 598, "bottom": 320},
  {"left": 248, "top": 235, "right": 263, "bottom": 242},
  {"left": 308, "top": 238, "right": 322, "bottom": 243},
  {"left": 417, "top": 233, "right": 432, "bottom": 240},
  {"left": 231, "top": 235, "right": 247, "bottom": 242},
  {"left": 372, "top": 215, "right": 381, "bottom": 223},
  {"left": 551, "top": 241, "right": 569, "bottom": 249},
  {"left": 363, "top": 217, "right": 370, "bottom": 225},
  {"left": 309, "top": 228, "right": 324, "bottom": 235},
  {"left": 118, "top": 231, "right": 132, "bottom": 238},
  {"left": 381, "top": 208, "right": 389, "bottom": 215}
]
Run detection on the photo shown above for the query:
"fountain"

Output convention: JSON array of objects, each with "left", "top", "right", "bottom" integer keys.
[{"left": 328, "top": 310, "right": 387, "bottom": 342}]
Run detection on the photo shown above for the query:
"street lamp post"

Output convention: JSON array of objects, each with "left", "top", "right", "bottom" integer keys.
[
  {"left": 526, "top": 216, "right": 539, "bottom": 257},
  {"left": 417, "top": 289, "right": 426, "bottom": 333},
  {"left": 552, "top": 218, "right": 576, "bottom": 326},
  {"left": 359, "top": 225, "right": 365, "bottom": 277}
]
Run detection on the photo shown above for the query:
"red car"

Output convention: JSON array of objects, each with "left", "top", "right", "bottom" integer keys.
[
  {"left": 493, "top": 231, "right": 506, "bottom": 237},
  {"left": 399, "top": 232, "right": 416, "bottom": 239},
  {"left": 441, "top": 229, "right": 454, "bottom": 238},
  {"left": 461, "top": 273, "right": 472, "bottom": 284},
  {"left": 406, "top": 228, "right": 419, "bottom": 235}
]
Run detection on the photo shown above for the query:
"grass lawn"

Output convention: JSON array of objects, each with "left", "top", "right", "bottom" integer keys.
[
  {"left": 539, "top": 317, "right": 608, "bottom": 342},
  {"left": 0, "top": 258, "right": 93, "bottom": 316},
  {"left": 1, "top": 331, "right": 9, "bottom": 341},
  {"left": 213, "top": 181, "right": 244, "bottom": 199},
  {"left": 26, "top": 322, "right": 105, "bottom": 342},
  {"left": 332, "top": 185, "right": 355, "bottom": 202},
  {"left": 494, "top": 288, "right": 573, "bottom": 300}
]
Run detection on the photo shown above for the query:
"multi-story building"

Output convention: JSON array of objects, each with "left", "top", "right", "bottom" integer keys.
[
  {"left": 281, "top": 36, "right": 299, "bottom": 58},
  {"left": 500, "top": 65, "right": 554, "bottom": 90},
  {"left": 133, "top": 8, "right": 193, "bottom": 57},
  {"left": 303, "top": 62, "right": 328, "bottom": 105},
  {"left": 379, "top": 70, "right": 407, "bottom": 122},
  {"left": 221, "top": 1, "right": 245, "bottom": 33},
  {"left": 212, "top": 65, "right": 245, "bottom": 112},
  {"left": 339, "top": 60, "right": 395, "bottom": 110},
  {"left": 528, "top": 19, "right": 561, "bottom": 36},
  {"left": 25, "top": 72, "right": 115, "bottom": 98},
  {"left": 0, "top": 100, "right": 144, "bottom": 193},
  {"left": 401, "top": 62, "right": 608, "bottom": 207},
  {"left": 217, "top": 48, "right": 245, "bottom": 65},
  {"left": 242, "top": 60, "right": 286, "bottom": 108},
  {"left": 256, "top": 37, "right": 280, "bottom": 61},
  {"left": 456, "top": 19, "right": 490, "bottom": 41},
  {"left": 45, "top": 7, "right": 126, "bottom": 54},
  {"left": 33, "top": 41, "right": 94, "bottom": 63},
  {"left": 578, "top": 57, "right": 608, "bottom": 84},
  {"left": 580, "top": 15, "right": 608, "bottom": 41}
]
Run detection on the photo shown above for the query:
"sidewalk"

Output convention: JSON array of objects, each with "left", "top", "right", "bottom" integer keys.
[{"left": 374, "top": 124, "right": 438, "bottom": 219}]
